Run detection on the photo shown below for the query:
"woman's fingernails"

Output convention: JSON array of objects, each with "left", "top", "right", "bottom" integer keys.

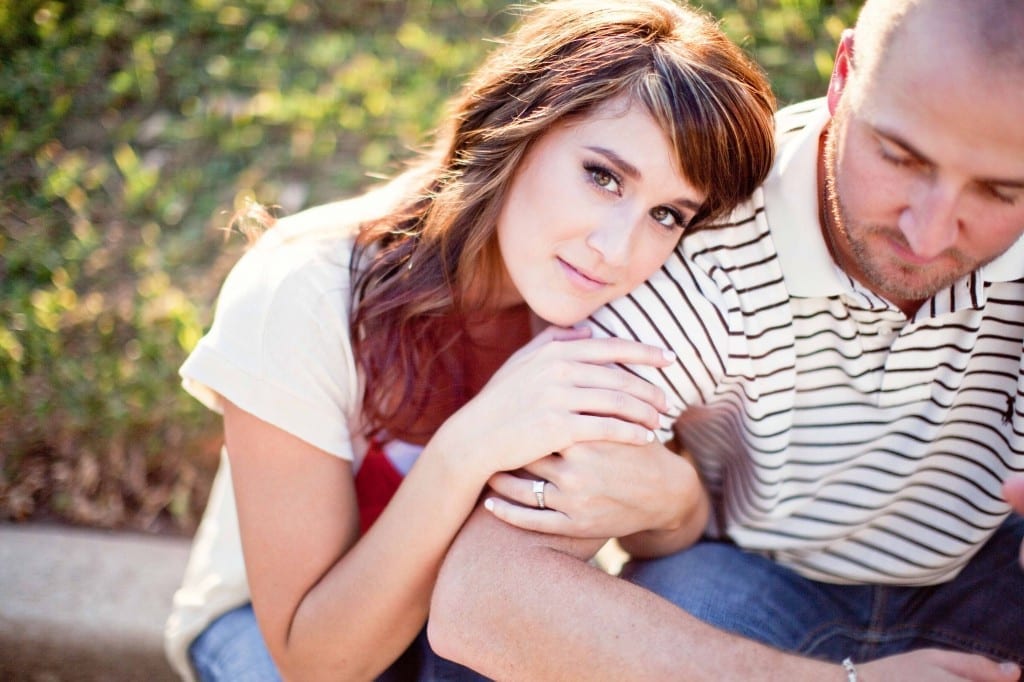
[
  {"left": 662, "top": 349, "right": 676, "bottom": 362},
  {"left": 483, "top": 498, "right": 495, "bottom": 512}
]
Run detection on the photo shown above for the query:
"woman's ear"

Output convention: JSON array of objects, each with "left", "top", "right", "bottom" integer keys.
[{"left": 827, "top": 29, "right": 855, "bottom": 115}]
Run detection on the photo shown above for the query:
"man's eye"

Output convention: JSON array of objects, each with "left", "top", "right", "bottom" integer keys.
[
  {"left": 881, "top": 150, "right": 915, "bottom": 167},
  {"left": 878, "top": 141, "right": 919, "bottom": 169},
  {"left": 986, "top": 186, "right": 1019, "bottom": 206}
]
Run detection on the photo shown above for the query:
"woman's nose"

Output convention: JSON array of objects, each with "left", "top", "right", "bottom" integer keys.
[{"left": 585, "top": 215, "right": 636, "bottom": 267}]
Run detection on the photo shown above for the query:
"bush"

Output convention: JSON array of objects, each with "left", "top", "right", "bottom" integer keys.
[{"left": 0, "top": 0, "right": 861, "bottom": 534}]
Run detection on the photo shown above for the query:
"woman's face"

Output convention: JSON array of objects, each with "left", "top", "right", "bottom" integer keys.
[{"left": 496, "top": 96, "right": 705, "bottom": 327}]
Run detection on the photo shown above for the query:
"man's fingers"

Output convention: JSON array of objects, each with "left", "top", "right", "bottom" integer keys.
[{"left": 1003, "top": 475, "right": 1024, "bottom": 514}]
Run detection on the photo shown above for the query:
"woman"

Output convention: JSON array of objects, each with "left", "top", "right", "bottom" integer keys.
[{"left": 165, "top": 0, "right": 776, "bottom": 679}]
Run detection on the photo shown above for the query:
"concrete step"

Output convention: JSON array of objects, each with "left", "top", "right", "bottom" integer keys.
[{"left": 0, "top": 522, "right": 191, "bottom": 681}]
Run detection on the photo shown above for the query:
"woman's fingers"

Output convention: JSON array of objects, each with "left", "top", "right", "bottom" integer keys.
[
  {"left": 488, "top": 472, "right": 560, "bottom": 511},
  {"left": 458, "top": 329, "right": 677, "bottom": 475},
  {"left": 512, "top": 363, "right": 667, "bottom": 419},
  {"left": 483, "top": 496, "right": 575, "bottom": 535},
  {"left": 565, "top": 387, "right": 663, "bottom": 429},
  {"left": 507, "top": 404, "right": 656, "bottom": 456},
  {"left": 563, "top": 364, "right": 669, "bottom": 415},
  {"left": 523, "top": 325, "right": 592, "bottom": 349},
  {"left": 562, "top": 413, "right": 655, "bottom": 446},
  {"left": 538, "top": 334, "right": 675, "bottom": 369}
]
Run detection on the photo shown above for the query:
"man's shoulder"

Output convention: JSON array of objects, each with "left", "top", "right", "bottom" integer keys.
[
  {"left": 681, "top": 189, "right": 774, "bottom": 265},
  {"left": 675, "top": 98, "right": 827, "bottom": 262},
  {"left": 773, "top": 97, "right": 828, "bottom": 140}
]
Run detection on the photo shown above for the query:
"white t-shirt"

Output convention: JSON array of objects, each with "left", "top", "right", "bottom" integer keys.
[{"left": 165, "top": 200, "right": 376, "bottom": 680}]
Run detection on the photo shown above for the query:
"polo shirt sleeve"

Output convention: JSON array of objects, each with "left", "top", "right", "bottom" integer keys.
[
  {"left": 179, "top": 232, "right": 359, "bottom": 460},
  {"left": 588, "top": 249, "right": 732, "bottom": 441}
]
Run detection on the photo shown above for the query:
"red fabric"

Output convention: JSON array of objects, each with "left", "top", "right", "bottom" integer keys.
[{"left": 353, "top": 439, "right": 404, "bottom": 534}]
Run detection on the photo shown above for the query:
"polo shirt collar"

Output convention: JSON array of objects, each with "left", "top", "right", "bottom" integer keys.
[
  {"left": 762, "top": 101, "right": 842, "bottom": 297},
  {"left": 982, "top": 233, "right": 1024, "bottom": 283}
]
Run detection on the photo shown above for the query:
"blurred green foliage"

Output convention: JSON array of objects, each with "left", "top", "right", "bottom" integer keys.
[{"left": 0, "top": 0, "right": 861, "bottom": 534}]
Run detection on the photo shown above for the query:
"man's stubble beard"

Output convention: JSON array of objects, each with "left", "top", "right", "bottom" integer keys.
[{"left": 821, "top": 118, "right": 974, "bottom": 306}]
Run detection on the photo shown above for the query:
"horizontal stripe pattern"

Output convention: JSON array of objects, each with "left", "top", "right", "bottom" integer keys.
[{"left": 589, "top": 105, "right": 1024, "bottom": 585}]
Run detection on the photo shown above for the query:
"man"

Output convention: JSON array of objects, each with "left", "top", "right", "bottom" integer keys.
[{"left": 428, "top": 0, "right": 1024, "bottom": 678}]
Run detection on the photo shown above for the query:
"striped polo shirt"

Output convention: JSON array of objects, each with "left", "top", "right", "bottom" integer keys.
[{"left": 590, "top": 99, "right": 1024, "bottom": 585}]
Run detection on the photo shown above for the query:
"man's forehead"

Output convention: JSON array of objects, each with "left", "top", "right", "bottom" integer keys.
[{"left": 849, "top": 19, "right": 1024, "bottom": 182}]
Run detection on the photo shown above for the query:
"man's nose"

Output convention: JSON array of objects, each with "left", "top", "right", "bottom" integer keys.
[{"left": 898, "top": 181, "right": 961, "bottom": 259}]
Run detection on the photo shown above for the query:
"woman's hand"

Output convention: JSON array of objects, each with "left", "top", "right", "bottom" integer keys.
[
  {"left": 432, "top": 325, "right": 675, "bottom": 483},
  {"left": 483, "top": 440, "right": 708, "bottom": 544}
]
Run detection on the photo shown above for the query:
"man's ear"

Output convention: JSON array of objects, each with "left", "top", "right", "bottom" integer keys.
[{"left": 827, "top": 29, "right": 855, "bottom": 114}]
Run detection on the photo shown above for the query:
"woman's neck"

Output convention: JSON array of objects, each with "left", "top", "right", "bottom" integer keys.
[
  {"left": 398, "top": 304, "right": 533, "bottom": 446},
  {"left": 464, "top": 302, "right": 533, "bottom": 348},
  {"left": 464, "top": 303, "right": 534, "bottom": 394}
]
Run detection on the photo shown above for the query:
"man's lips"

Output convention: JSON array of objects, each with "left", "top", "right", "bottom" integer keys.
[
  {"left": 884, "top": 232, "right": 950, "bottom": 266},
  {"left": 557, "top": 257, "right": 608, "bottom": 290}
]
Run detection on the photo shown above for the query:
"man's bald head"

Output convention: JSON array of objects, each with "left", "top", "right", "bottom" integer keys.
[{"left": 851, "top": 0, "right": 1024, "bottom": 91}]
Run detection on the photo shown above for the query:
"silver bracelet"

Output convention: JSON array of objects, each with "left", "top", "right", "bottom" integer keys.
[{"left": 842, "top": 657, "right": 858, "bottom": 682}]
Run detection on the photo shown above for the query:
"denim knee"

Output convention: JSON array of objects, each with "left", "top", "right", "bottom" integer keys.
[{"left": 189, "top": 603, "right": 281, "bottom": 682}]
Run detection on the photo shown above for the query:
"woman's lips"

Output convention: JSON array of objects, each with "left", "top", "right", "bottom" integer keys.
[{"left": 557, "top": 257, "right": 608, "bottom": 291}]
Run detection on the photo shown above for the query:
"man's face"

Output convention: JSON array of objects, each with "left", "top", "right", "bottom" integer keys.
[{"left": 823, "top": 22, "right": 1024, "bottom": 312}]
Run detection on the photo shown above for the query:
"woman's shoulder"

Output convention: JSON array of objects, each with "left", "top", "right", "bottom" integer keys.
[
  {"left": 251, "top": 200, "right": 361, "bottom": 262},
  {"left": 212, "top": 174, "right": 418, "bottom": 328},
  {"left": 262, "top": 176, "right": 414, "bottom": 251},
  {"left": 225, "top": 199, "right": 371, "bottom": 308},
  {"left": 265, "top": 199, "right": 363, "bottom": 247}
]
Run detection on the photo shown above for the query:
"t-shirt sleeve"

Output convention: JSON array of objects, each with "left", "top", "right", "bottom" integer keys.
[{"left": 179, "top": 233, "right": 359, "bottom": 459}]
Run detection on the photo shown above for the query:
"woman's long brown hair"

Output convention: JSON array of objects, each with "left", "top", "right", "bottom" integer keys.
[{"left": 349, "top": 0, "right": 777, "bottom": 441}]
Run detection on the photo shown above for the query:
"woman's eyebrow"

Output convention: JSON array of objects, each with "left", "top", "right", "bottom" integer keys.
[
  {"left": 585, "top": 145, "right": 702, "bottom": 210},
  {"left": 586, "top": 145, "right": 642, "bottom": 179}
]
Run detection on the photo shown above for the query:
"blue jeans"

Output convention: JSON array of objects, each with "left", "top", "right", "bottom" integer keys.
[
  {"left": 622, "top": 515, "right": 1024, "bottom": 664},
  {"left": 188, "top": 603, "right": 488, "bottom": 681}
]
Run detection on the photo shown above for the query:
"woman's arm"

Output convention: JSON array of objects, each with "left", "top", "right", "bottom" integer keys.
[
  {"left": 225, "top": 328, "right": 676, "bottom": 680},
  {"left": 225, "top": 401, "right": 481, "bottom": 681}
]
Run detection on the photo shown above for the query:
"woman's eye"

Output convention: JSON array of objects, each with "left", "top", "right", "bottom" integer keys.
[
  {"left": 651, "top": 205, "right": 684, "bottom": 230},
  {"left": 586, "top": 164, "right": 621, "bottom": 194}
]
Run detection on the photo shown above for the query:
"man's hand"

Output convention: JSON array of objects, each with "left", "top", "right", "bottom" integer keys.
[
  {"left": 1003, "top": 475, "right": 1024, "bottom": 569},
  {"left": 861, "top": 648, "right": 1020, "bottom": 681}
]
